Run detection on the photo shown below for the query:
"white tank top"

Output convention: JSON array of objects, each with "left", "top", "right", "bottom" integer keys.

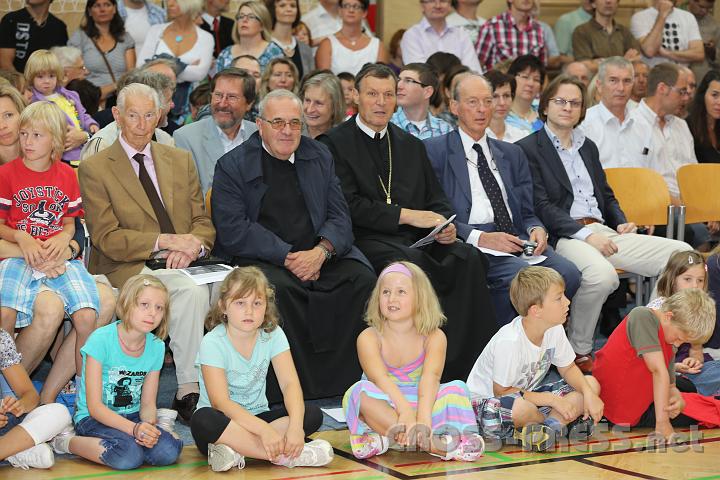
[{"left": 328, "top": 34, "right": 379, "bottom": 76}]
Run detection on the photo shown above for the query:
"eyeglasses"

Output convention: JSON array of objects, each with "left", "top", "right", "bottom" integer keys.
[
  {"left": 398, "top": 77, "right": 427, "bottom": 88},
  {"left": 516, "top": 73, "right": 542, "bottom": 84},
  {"left": 340, "top": 3, "right": 365, "bottom": 11},
  {"left": 420, "top": 0, "right": 450, "bottom": 4},
  {"left": 236, "top": 13, "right": 260, "bottom": 21},
  {"left": 462, "top": 97, "right": 494, "bottom": 109},
  {"left": 670, "top": 86, "right": 690, "bottom": 97},
  {"left": 212, "top": 92, "right": 243, "bottom": 104},
  {"left": 549, "top": 97, "right": 583, "bottom": 109},
  {"left": 259, "top": 117, "right": 303, "bottom": 130}
]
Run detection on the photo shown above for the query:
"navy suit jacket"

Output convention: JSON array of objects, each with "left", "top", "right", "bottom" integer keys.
[
  {"left": 424, "top": 130, "right": 543, "bottom": 242},
  {"left": 516, "top": 129, "right": 626, "bottom": 247},
  {"left": 211, "top": 131, "right": 369, "bottom": 268}
]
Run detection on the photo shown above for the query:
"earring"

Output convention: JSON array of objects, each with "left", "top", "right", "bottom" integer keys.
[{"left": 222, "top": 313, "right": 228, "bottom": 320}]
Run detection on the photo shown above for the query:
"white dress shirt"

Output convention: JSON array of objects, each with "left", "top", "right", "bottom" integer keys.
[
  {"left": 580, "top": 101, "right": 640, "bottom": 169},
  {"left": 623, "top": 99, "right": 697, "bottom": 196},
  {"left": 217, "top": 122, "right": 247, "bottom": 154},
  {"left": 458, "top": 127, "right": 512, "bottom": 248}
]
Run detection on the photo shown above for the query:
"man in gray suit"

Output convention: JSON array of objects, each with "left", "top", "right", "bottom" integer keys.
[{"left": 174, "top": 67, "right": 258, "bottom": 193}]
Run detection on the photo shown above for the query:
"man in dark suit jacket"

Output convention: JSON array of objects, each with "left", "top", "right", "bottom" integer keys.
[
  {"left": 516, "top": 75, "right": 691, "bottom": 371},
  {"left": 212, "top": 90, "right": 376, "bottom": 400},
  {"left": 319, "top": 63, "right": 498, "bottom": 381},
  {"left": 425, "top": 74, "right": 581, "bottom": 325},
  {"left": 199, "top": 0, "right": 234, "bottom": 57}
]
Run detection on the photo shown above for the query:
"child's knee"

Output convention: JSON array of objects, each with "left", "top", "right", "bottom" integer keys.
[
  {"left": 145, "top": 431, "right": 182, "bottom": 466},
  {"left": 101, "top": 437, "right": 145, "bottom": 470},
  {"left": 511, "top": 398, "right": 542, "bottom": 426}
]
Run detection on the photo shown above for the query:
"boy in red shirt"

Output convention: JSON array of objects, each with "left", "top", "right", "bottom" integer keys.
[
  {"left": 593, "top": 288, "right": 715, "bottom": 441},
  {"left": 0, "top": 101, "right": 99, "bottom": 380}
]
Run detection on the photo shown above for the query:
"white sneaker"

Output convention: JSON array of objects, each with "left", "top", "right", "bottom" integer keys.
[
  {"left": 7, "top": 443, "right": 55, "bottom": 470},
  {"left": 156, "top": 408, "right": 178, "bottom": 434},
  {"left": 50, "top": 425, "right": 76, "bottom": 455},
  {"left": 281, "top": 439, "right": 334, "bottom": 468},
  {"left": 207, "top": 443, "right": 245, "bottom": 472}
]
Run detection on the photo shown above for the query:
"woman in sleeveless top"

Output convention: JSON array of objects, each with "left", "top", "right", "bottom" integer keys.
[{"left": 314, "top": 0, "right": 388, "bottom": 76}]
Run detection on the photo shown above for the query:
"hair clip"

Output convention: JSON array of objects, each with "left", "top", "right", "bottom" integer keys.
[
  {"left": 143, "top": 279, "right": 151, "bottom": 286},
  {"left": 689, "top": 255, "right": 695, "bottom": 265}
]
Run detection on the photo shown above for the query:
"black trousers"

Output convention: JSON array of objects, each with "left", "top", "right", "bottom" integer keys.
[
  {"left": 234, "top": 258, "right": 376, "bottom": 401},
  {"left": 190, "top": 404, "right": 324, "bottom": 455},
  {"left": 356, "top": 238, "right": 498, "bottom": 382},
  {"left": 635, "top": 403, "right": 696, "bottom": 428}
]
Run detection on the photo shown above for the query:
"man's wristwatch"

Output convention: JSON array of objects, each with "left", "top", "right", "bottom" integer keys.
[
  {"left": 68, "top": 243, "right": 79, "bottom": 260},
  {"left": 317, "top": 243, "right": 332, "bottom": 262}
]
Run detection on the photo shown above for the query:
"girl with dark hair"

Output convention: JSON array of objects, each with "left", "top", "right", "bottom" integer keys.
[
  {"left": 266, "top": 0, "right": 314, "bottom": 78},
  {"left": 69, "top": 0, "right": 135, "bottom": 101},
  {"left": 687, "top": 69, "right": 720, "bottom": 164}
]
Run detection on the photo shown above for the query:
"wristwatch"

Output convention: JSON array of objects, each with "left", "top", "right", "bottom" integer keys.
[
  {"left": 317, "top": 243, "right": 332, "bottom": 261},
  {"left": 68, "top": 243, "right": 79, "bottom": 260}
]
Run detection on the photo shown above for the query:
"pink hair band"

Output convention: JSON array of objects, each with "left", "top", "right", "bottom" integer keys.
[{"left": 379, "top": 263, "right": 413, "bottom": 279}]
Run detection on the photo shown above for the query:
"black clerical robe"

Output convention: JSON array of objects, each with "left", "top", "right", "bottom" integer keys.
[
  {"left": 320, "top": 117, "right": 499, "bottom": 381},
  {"left": 212, "top": 133, "right": 376, "bottom": 400}
]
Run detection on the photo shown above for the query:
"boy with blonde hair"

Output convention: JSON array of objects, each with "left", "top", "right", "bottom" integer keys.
[
  {"left": 467, "top": 266, "right": 604, "bottom": 451},
  {"left": 594, "top": 288, "right": 715, "bottom": 442}
]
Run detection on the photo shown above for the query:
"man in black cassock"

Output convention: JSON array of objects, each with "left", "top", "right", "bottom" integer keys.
[
  {"left": 319, "top": 63, "right": 498, "bottom": 381},
  {"left": 211, "top": 89, "right": 376, "bottom": 400}
]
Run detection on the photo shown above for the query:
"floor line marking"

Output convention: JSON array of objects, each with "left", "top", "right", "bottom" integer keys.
[
  {"left": 333, "top": 446, "right": 412, "bottom": 480},
  {"left": 49, "top": 461, "right": 208, "bottom": 480},
  {"left": 273, "top": 468, "right": 371, "bottom": 480},
  {"left": 574, "top": 457, "right": 668, "bottom": 480}
]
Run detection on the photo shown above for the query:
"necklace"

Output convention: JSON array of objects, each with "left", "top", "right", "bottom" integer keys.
[
  {"left": 377, "top": 133, "right": 393, "bottom": 204},
  {"left": 118, "top": 330, "right": 146, "bottom": 353},
  {"left": 341, "top": 31, "right": 362, "bottom": 47},
  {"left": 175, "top": 35, "right": 184, "bottom": 42}
]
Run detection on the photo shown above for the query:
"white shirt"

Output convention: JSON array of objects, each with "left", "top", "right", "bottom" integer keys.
[
  {"left": 631, "top": 7, "right": 702, "bottom": 66},
  {"left": 302, "top": 4, "right": 371, "bottom": 41},
  {"left": 458, "top": 127, "right": 512, "bottom": 248},
  {"left": 486, "top": 122, "right": 528, "bottom": 143},
  {"left": 217, "top": 123, "right": 247, "bottom": 154},
  {"left": 400, "top": 17, "right": 482, "bottom": 72},
  {"left": 125, "top": 5, "right": 152, "bottom": 54},
  {"left": 136, "top": 23, "right": 214, "bottom": 82},
  {"left": 581, "top": 102, "right": 640, "bottom": 168},
  {"left": 623, "top": 99, "right": 697, "bottom": 196},
  {"left": 467, "top": 316, "right": 576, "bottom": 399},
  {"left": 446, "top": 11, "right": 486, "bottom": 46}
]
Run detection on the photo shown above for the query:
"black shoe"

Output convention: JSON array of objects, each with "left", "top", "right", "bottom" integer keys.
[
  {"left": 566, "top": 416, "right": 595, "bottom": 442},
  {"left": 172, "top": 392, "right": 199, "bottom": 424}
]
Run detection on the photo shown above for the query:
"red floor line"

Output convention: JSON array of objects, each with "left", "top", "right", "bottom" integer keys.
[{"left": 273, "top": 468, "right": 368, "bottom": 480}]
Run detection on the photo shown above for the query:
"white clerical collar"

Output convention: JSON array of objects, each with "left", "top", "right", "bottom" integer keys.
[
  {"left": 262, "top": 141, "right": 295, "bottom": 163},
  {"left": 201, "top": 12, "right": 217, "bottom": 25},
  {"left": 457, "top": 126, "right": 489, "bottom": 158},
  {"left": 355, "top": 114, "right": 388, "bottom": 139}
]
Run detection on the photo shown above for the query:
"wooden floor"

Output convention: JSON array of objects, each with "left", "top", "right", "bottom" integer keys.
[{"left": 5, "top": 427, "right": 720, "bottom": 479}]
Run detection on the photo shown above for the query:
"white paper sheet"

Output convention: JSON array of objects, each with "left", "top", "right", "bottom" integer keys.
[
  {"left": 479, "top": 247, "right": 546, "bottom": 265},
  {"left": 321, "top": 407, "right": 346, "bottom": 423},
  {"left": 409, "top": 214, "right": 457, "bottom": 248}
]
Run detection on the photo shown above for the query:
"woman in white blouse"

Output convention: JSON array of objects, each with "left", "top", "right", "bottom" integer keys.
[
  {"left": 314, "top": 0, "right": 387, "bottom": 76},
  {"left": 485, "top": 70, "right": 529, "bottom": 143},
  {"left": 137, "top": 0, "right": 213, "bottom": 125}
]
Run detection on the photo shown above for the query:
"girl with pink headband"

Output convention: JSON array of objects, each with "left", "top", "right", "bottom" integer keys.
[{"left": 342, "top": 261, "right": 484, "bottom": 461}]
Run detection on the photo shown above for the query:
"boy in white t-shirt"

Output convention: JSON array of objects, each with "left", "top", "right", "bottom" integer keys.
[{"left": 467, "top": 266, "right": 604, "bottom": 451}]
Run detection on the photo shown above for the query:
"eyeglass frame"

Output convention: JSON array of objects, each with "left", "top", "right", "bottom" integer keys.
[
  {"left": 398, "top": 76, "right": 428, "bottom": 88},
  {"left": 548, "top": 97, "right": 583, "bottom": 109},
  {"left": 236, "top": 13, "right": 260, "bottom": 22},
  {"left": 258, "top": 116, "right": 304, "bottom": 131},
  {"left": 340, "top": 3, "right": 366, "bottom": 11}
]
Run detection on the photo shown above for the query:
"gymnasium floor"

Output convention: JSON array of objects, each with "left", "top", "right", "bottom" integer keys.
[{"left": 5, "top": 426, "right": 720, "bottom": 479}]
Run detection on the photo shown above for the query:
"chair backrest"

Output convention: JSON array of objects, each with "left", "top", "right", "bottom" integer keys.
[
  {"left": 205, "top": 188, "right": 212, "bottom": 217},
  {"left": 604, "top": 167, "right": 672, "bottom": 226},
  {"left": 677, "top": 164, "right": 720, "bottom": 224}
]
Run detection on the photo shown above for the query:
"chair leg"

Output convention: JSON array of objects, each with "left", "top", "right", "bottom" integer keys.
[{"left": 635, "top": 275, "right": 644, "bottom": 307}]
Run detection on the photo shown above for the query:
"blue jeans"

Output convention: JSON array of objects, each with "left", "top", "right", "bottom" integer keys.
[
  {"left": 683, "top": 360, "right": 720, "bottom": 396},
  {"left": 75, "top": 412, "right": 183, "bottom": 470}
]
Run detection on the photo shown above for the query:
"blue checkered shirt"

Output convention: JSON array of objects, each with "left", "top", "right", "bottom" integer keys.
[{"left": 391, "top": 107, "right": 453, "bottom": 140}]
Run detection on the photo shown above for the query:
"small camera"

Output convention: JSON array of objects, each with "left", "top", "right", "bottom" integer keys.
[{"left": 522, "top": 240, "right": 538, "bottom": 257}]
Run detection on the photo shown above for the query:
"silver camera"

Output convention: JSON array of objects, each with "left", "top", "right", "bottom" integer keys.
[{"left": 522, "top": 240, "right": 538, "bottom": 257}]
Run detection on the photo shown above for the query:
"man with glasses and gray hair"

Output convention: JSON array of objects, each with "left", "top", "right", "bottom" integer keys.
[
  {"left": 174, "top": 68, "right": 258, "bottom": 194},
  {"left": 211, "top": 89, "right": 376, "bottom": 400},
  {"left": 80, "top": 82, "right": 215, "bottom": 423}
]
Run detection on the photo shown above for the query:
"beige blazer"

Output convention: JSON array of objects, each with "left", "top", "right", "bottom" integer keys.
[{"left": 79, "top": 139, "right": 215, "bottom": 287}]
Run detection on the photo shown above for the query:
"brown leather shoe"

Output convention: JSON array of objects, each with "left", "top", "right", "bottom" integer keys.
[
  {"left": 172, "top": 392, "right": 199, "bottom": 424},
  {"left": 574, "top": 353, "right": 594, "bottom": 374}
]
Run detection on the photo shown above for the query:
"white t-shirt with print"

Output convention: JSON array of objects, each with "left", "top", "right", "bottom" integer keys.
[
  {"left": 467, "top": 316, "right": 576, "bottom": 399},
  {"left": 631, "top": 7, "right": 702, "bottom": 66}
]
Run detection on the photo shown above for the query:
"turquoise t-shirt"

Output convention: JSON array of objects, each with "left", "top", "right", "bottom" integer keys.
[
  {"left": 196, "top": 324, "right": 289, "bottom": 415},
  {"left": 74, "top": 322, "right": 164, "bottom": 423}
]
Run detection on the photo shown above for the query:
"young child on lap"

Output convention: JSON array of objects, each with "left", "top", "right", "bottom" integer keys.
[{"left": 468, "top": 266, "right": 604, "bottom": 451}]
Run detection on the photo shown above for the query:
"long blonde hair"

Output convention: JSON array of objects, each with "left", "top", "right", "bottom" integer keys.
[
  {"left": 116, "top": 274, "right": 170, "bottom": 340},
  {"left": 365, "top": 261, "right": 446, "bottom": 336},
  {"left": 205, "top": 266, "right": 280, "bottom": 333}
]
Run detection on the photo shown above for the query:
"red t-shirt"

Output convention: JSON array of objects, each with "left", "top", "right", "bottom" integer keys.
[{"left": 0, "top": 157, "right": 83, "bottom": 241}]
